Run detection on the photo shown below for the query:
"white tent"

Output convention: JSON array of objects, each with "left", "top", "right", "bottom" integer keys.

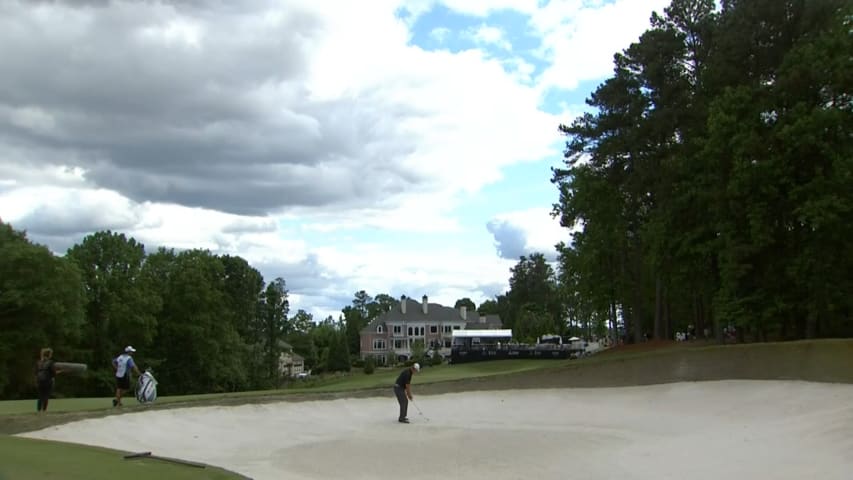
[{"left": 452, "top": 329, "right": 513, "bottom": 339}]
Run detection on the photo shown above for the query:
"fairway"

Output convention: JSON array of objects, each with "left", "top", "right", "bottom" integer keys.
[{"left": 0, "top": 359, "right": 568, "bottom": 416}]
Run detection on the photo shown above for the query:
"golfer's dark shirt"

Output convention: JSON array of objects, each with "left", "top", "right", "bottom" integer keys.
[{"left": 395, "top": 368, "right": 412, "bottom": 388}]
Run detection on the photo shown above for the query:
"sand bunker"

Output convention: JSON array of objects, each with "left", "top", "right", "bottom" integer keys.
[{"left": 19, "top": 380, "right": 853, "bottom": 480}]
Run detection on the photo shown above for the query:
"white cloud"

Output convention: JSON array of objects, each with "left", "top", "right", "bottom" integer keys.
[
  {"left": 488, "top": 207, "right": 570, "bottom": 259},
  {"left": 0, "top": 0, "right": 660, "bottom": 320},
  {"left": 436, "top": 0, "right": 540, "bottom": 17},
  {"left": 468, "top": 24, "right": 513, "bottom": 51},
  {"left": 429, "top": 26, "right": 451, "bottom": 43},
  {"left": 530, "top": 0, "right": 671, "bottom": 91}
]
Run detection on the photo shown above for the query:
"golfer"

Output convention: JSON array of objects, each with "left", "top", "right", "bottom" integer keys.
[
  {"left": 393, "top": 362, "right": 420, "bottom": 423},
  {"left": 112, "top": 346, "right": 141, "bottom": 407},
  {"left": 35, "top": 347, "right": 63, "bottom": 412}
]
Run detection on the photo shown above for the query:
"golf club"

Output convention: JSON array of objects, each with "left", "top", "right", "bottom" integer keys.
[{"left": 412, "top": 400, "right": 430, "bottom": 422}]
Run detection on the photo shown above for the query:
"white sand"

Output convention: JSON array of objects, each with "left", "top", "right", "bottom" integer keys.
[{"left": 18, "top": 380, "right": 853, "bottom": 480}]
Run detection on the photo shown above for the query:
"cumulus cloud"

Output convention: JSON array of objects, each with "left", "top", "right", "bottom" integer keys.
[
  {"left": 468, "top": 24, "right": 512, "bottom": 51},
  {"left": 0, "top": 1, "right": 560, "bottom": 220},
  {"left": 530, "top": 0, "right": 671, "bottom": 91},
  {"left": 429, "top": 26, "right": 451, "bottom": 43},
  {"left": 13, "top": 188, "right": 144, "bottom": 236},
  {"left": 0, "top": 0, "right": 650, "bottom": 319},
  {"left": 487, "top": 207, "right": 569, "bottom": 261},
  {"left": 486, "top": 220, "right": 529, "bottom": 260}
]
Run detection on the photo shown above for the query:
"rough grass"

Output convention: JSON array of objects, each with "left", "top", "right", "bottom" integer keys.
[{"left": 0, "top": 435, "right": 245, "bottom": 480}]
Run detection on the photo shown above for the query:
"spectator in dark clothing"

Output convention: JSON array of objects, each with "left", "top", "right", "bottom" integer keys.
[
  {"left": 35, "top": 348, "right": 63, "bottom": 412},
  {"left": 393, "top": 363, "right": 420, "bottom": 423}
]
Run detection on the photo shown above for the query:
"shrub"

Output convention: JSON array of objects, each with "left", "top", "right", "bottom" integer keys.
[{"left": 363, "top": 355, "right": 376, "bottom": 375}]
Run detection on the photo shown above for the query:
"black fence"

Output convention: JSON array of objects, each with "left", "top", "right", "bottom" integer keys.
[{"left": 450, "top": 345, "right": 580, "bottom": 364}]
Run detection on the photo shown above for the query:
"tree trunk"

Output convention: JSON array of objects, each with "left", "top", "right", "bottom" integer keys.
[
  {"left": 696, "top": 293, "right": 706, "bottom": 340},
  {"left": 633, "top": 251, "right": 644, "bottom": 344},
  {"left": 806, "top": 296, "right": 817, "bottom": 339},
  {"left": 609, "top": 299, "right": 618, "bottom": 344},
  {"left": 663, "top": 290, "right": 671, "bottom": 340},
  {"left": 691, "top": 293, "right": 699, "bottom": 340},
  {"left": 633, "top": 292, "right": 644, "bottom": 344},
  {"left": 654, "top": 274, "right": 663, "bottom": 340}
]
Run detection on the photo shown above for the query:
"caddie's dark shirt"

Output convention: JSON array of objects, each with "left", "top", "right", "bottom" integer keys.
[{"left": 395, "top": 368, "right": 412, "bottom": 388}]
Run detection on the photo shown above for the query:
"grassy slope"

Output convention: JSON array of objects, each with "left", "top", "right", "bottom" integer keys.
[
  {"left": 0, "top": 436, "right": 244, "bottom": 480},
  {"left": 1, "top": 339, "right": 851, "bottom": 480}
]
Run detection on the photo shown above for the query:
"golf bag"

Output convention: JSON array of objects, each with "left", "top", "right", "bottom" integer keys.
[{"left": 136, "top": 370, "right": 158, "bottom": 404}]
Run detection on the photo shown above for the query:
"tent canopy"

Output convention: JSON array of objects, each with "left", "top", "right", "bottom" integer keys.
[{"left": 452, "top": 329, "right": 513, "bottom": 339}]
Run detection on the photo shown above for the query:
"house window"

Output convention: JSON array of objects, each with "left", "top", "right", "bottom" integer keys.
[
  {"left": 393, "top": 325, "right": 402, "bottom": 335},
  {"left": 377, "top": 325, "right": 384, "bottom": 334},
  {"left": 373, "top": 339, "right": 386, "bottom": 350},
  {"left": 444, "top": 340, "right": 451, "bottom": 348},
  {"left": 430, "top": 325, "right": 438, "bottom": 334},
  {"left": 408, "top": 326, "right": 424, "bottom": 336},
  {"left": 394, "top": 339, "right": 404, "bottom": 349},
  {"left": 453, "top": 325, "right": 461, "bottom": 330},
  {"left": 444, "top": 325, "right": 452, "bottom": 334},
  {"left": 407, "top": 326, "right": 413, "bottom": 336}
]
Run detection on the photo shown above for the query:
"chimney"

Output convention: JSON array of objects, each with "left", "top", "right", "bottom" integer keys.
[
  {"left": 422, "top": 295, "right": 428, "bottom": 315},
  {"left": 401, "top": 295, "right": 407, "bottom": 314},
  {"left": 460, "top": 305, "right": 467, "bottom": 320}
]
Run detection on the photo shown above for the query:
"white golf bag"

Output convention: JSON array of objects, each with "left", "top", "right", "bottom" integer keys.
[{"left": 136, "top": 370, "right": 158, "bottom": 404}]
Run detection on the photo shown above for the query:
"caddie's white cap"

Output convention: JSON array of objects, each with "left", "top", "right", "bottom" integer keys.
[
  {"left": 125, "top": 346, "right": 136, "bottom": 353},
  {"left": 413, "top": 363, "right": 421, "bottom": 371}
]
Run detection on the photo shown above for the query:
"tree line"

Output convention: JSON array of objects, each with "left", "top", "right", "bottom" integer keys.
[
  {"left": 0, "top": 222, "right": 486, "bottom": 399},
  {"left": 550, "top": 0, "right": 852, "bottom": 343},
  {"left": 0, "top": 223, "right": 358, "bottom": 399}
]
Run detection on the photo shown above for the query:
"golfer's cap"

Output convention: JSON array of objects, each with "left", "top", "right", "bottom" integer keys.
[
  {"left": 125, "top": 346, "right": 136, "bottom": 353},
  {"left": 413, "top": 363, "right": 421, "bottom": 371}
]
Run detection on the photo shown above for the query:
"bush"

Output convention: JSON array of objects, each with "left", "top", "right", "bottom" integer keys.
[
  {"left": 363, "top": 356, "right": 376, "bottom": 375},
  {"left": 386, "top": 352, "right": 399, "bottom": 367}
]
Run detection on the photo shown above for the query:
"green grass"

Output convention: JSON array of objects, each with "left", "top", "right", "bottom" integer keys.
[
  {"left": 0, "top": 435, "right": 241, "bottom": 480},
  {"left": 302, "top": 359, "right": 571, "bottom": 392},
  {"left": 0, "top": 359, "right": 568, "bottom": 415},
  {"left": 2, "top": 339, "right": 851, "bottom": 480}
]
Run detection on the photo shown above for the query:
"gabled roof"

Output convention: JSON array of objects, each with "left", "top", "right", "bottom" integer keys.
[
  {"left": 360, "top": 297, "right": 492, "bottom": 334},
  {"left": 466, "top": 314, "right": 502, "bottom": 330}
]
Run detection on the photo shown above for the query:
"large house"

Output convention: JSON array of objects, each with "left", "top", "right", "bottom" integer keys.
[
  {"left": 360, "top": 295, "right": 502, "bottom": 364},
  {"left": 278, "top": 341, "right": 306, "bottom": 377}
]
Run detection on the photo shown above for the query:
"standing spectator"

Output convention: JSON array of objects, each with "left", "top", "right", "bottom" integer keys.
[
  {"left": 35, "top": 347, "right": 63, "bottom": 412},
  {"left": 112, "top": 346, "right": 141, "bottom": 407}
]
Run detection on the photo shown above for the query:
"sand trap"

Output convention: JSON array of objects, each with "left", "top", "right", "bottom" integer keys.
[{"left": 19, "top": 380, "right": 853, "bottom": 480}]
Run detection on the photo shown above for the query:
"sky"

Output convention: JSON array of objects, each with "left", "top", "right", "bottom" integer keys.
[{"left": 0, "top": 0, "right": 671, "bottom": 320}]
